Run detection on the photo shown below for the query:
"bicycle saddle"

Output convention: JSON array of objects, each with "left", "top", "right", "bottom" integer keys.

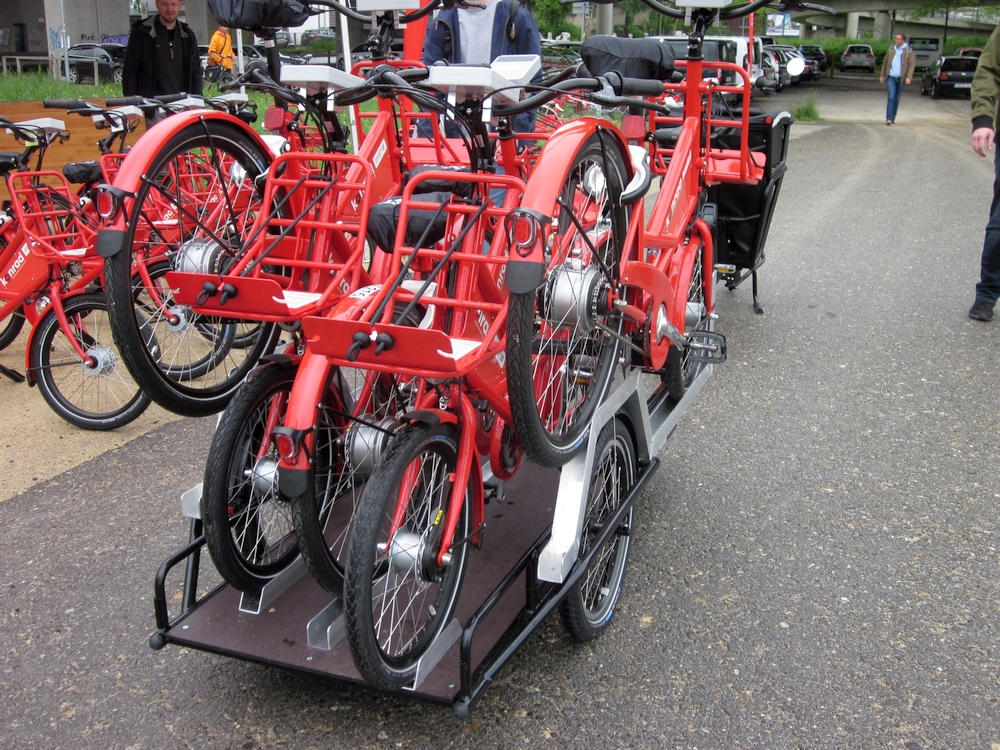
[{"left": 63, "top": 161, "right": 103, "bottom": 185}]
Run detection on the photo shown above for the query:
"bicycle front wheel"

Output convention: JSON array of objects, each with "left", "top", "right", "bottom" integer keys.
[
  {"left": 30, "top": 292, "right": 150, "bottom": 430},
  {"left": 344, "top": 423, "right": 471, "bottom": 689},
  {"left": 506, "top": 132, "right": 629, "bottom": 467},
  {"left": 104, "top": 119, "right": 279, "bottom": 417}
]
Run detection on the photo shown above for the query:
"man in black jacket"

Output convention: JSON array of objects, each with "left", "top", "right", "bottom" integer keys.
[{"left": 123, "top": 0, "right": 202, "bottom": 124}]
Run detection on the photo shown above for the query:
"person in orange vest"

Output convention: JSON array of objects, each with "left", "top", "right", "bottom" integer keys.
[{"left": 206, "top": 24, "right": 235, "bottom": 84}]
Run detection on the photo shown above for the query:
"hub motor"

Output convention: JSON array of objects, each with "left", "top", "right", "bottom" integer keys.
[
  {"left": 346, "top": 417, "right": 400, "bottom": 478},
  {"left": 174, "top": 237, "right": 225, "bottom": 275},
  {"left": 544, "top": 264, "right": 608, "bottom": 334}
]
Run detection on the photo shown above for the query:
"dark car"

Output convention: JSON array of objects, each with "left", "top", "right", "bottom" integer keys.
[
  {"left": 798, "top": 44, "right": 827, "bottom": 74},
  {"left": 241, "top": 44, "right": 312, "bottom": 67},
  {"left": 921, "top": 55, "right": 978, "bottom": 98},
  {"left": 540, "top": 41, "right": 583, "bottom": 76},
  {"left": 300, "top": 28, "right": 338, "bottom": 47},
  {"left": 335, "top": 40, "right": 404, "bottom": 71},
  {"left": 66, "top": 43, "right": 125, "bottom": 84}
]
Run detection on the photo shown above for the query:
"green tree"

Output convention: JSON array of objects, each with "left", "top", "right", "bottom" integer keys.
[{"left": 532, "top": 0, "right": 575, "bottom": 38}]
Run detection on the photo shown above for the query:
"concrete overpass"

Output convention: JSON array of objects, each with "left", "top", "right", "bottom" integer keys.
[{"left": 789, "top": 0, "right": 998, "bottom": 40}]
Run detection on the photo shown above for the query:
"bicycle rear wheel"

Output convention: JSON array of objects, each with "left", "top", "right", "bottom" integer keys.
[
  {"left": 663, "top": 241, "right": 709, "bottom": 403},
  {"left": 506, "top": 132, "right": 628, "bottom": 467},
  {"left": 559, "top": 418, "right": 635, "bottom": 641},
  {"left": 104, "top": 119, "right": 279, "bottom": 417},
  {"left": 30, "top": 292, "right": 150, "bottom": 430}
]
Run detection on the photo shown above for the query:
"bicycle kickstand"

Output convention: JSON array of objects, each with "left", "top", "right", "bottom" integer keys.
[{"left": 0, "top": 362, "right": 26, "bottom": 383}]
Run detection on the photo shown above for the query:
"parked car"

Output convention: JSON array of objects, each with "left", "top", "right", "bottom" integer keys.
[
  {"left": 760, "top": 47, "right": 789, "bottom": 91},
  {"left": 956, "top": 47, "right": 983, "bottom": 59},
  {"left": 66, "top": 43, "right": 125, "bottom": 84},
  {"left": 841, "top": 44, "right": 876, "bottom": 73},
  {"left": 653, "top": 37, "right": 740, "bottom": 85},
  {"left": 241, "top": 44, "right": 312, "bottom": 67},
  {"left": 335, "top": 40, "right": 403, "bottom": 71},
  {"left": 540, "top": 41, "right": 583, "bottom": 76},
  {"left": 798, "top": 44, "right": 828, "bottom": 74},
  {"left": 766, "top": 46, "right": 810, "bottom": 84},
  {"left": 921, "top": 55, "right": 978, "bottom": 98},
  {"left": 300, "top": 27, "right": 338, "bottom": 47}
]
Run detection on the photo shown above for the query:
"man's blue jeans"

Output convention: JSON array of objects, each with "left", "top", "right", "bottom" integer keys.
[
  {"left": 886, "top": 76, "right": 904, "bottom": 122},
  {"left": 976, "top": 146, "right": 1000, "bottom": 304}
]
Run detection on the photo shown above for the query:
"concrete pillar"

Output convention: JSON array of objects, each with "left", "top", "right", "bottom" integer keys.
[
  {"left": 873, "top": 11, "right": 890, "bottom": 40},
  {"left": 800, "top": 24, "right": 814, "bottom": 39},
  {"left": 596, "top": 3, "right": 613, "bottom": 36},
  {"left": 183, "top": 0, "right": 213, "bottom": 46},
  {"left": 845, "top": 12, "right": 859, "bottom": 40}
]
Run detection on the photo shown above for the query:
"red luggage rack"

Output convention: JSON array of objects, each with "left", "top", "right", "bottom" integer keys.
[
  {"left": 147, "top": 362, "right": 720, "bottom": 714},
  {"left": 163, "top": 149, "right": 384, "bottom": 323}
]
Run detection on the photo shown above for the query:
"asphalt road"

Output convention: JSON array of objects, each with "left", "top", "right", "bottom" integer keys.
[{"left": 2, "top": 74, "right": 999, "bottom": 749}]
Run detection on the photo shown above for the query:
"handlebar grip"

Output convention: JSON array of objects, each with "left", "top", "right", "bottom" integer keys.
[
  {"left": 618, "top": 78, "right": 664, "bottom": 97},
  {"left": 397, "top": 67, "right": 430, "bottom": 83},
  {"left": 157, "top": 92, "right": 191, "bottom": 104},
  {"left": 105, "top": 96, "right": 145, "bottom": 107},
  {"left": 43, "top": 99, "right": 89, "bottom": 110}
]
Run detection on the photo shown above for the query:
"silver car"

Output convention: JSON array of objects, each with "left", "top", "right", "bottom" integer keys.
[{"left": 841, "top": 44, "right": 876, "bottom": 74}]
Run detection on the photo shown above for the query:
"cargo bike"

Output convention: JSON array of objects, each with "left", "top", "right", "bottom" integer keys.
[{"left": 144, "top": 0, "right": 796, "bottom": 714}]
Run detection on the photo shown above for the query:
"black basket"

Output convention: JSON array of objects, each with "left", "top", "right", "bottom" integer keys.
[{"left": 710, "top": 110, "right": 793, "bottom": 272}]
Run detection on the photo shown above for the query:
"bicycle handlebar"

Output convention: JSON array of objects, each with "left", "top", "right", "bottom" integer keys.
[
  {"left": 43, "top": 99, "right": 92, "bottom": 111},
  {"left": 105, "top": 93, "right": 190, "bottom": 109}
]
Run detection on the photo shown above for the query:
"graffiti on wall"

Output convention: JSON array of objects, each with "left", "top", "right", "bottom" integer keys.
[
  {"left": 49, "top": 26, "right": 65, "bottom": 50},
  {"left": 80, "top": 33, "right": 97, "bottom": 41},
  {"left": 102, "top": 33, "right": 130, "bottom": 45}
]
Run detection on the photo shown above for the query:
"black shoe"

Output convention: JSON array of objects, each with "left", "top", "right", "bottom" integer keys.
[{"left": 969, "top": 299, "right": 995, "bottom": 321}]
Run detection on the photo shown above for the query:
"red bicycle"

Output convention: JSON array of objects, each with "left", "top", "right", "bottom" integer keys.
[
  {"left": 287, "top": 0, "right": 796, "bottom": 689},
  {"left": 0, "top": 113, "right": 150, "bottom": 429}
]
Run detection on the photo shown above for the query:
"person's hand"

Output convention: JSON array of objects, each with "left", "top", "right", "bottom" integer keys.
[
  {"left": 973, "top": 127, "right": 995, "bottom": 157},
  {"left": 880, "top": 76, "right": 885, "bottom": 83},
  {"left": 905, "top": 78, "right": 911, "bottom": 84}
]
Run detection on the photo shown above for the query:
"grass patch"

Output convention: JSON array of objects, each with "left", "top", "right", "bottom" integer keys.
[
  {"left": 791, "top": 91, "right": 820, "bottom": 122},
  {"left": 0, "top": 71, "right": 121, "bottom": 102}
]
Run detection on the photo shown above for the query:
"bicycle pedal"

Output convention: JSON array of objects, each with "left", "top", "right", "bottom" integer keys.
[{"left": 686, "top": 331, "right": 726, "bottom": 364}]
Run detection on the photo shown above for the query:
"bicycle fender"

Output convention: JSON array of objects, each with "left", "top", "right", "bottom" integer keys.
[
  {"left": 98, "top": 110, "right": 274, "bottom": 245},
  {"left": 400, "top": 409, "right": 459, "bottom": 427},
  {"left": 507, "top": 119, "right": 632, "bottom": 291},
  {"left": 112, "top": 109, "right": 273, "bottom": 197}
]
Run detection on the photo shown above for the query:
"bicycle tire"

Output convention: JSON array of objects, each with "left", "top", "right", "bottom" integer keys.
[
  {"left": 663, "top": 240, "right": 708, "bottom": 403},
  {"left": 506, "top": 132, "right": 628, "bottom": 467},
  {"left": 202, "top": 363, "right": 338, "bottom": 592},
  {"left": 104, "top": 119, "right": 279, "bottom": 417},
  {"left": 559, "top": 417, "right": 635, "bottom": 641},
  {"left": 0, "top": 306, "right": 25, "bottom": 351},
  {"left": 344, "top": 423, "right": 471, "bottom": 689},
  {"left": 30, "top": 292, "right": 151, "bottom": 430},
  {"left": 293, "top": 370, "right": 409, "bottom": 597}
]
